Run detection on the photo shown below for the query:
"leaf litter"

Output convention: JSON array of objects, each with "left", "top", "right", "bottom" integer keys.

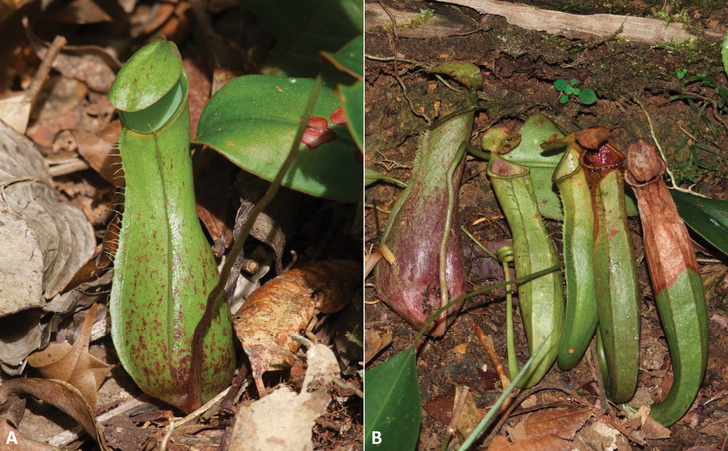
[
  {"left": 0, "top": 1, "right": 362, "bottom": 448},
  {"left": 366, "top": 1, "right": 728, "bottom": 449}
]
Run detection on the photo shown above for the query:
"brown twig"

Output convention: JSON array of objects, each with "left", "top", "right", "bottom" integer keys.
[
  {"left": 28, "top": 34, "right": 67, "bottom": 101},
  {"left": 474, "top": 325, "right": 510, "bottom": 390},
  {"left": 377, "top": 0, "right": 431, "bottom": 125}
]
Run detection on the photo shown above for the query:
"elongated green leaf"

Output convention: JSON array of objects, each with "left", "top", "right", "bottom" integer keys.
[
  {"left": 431, "top": 61, "right": 483, "bottom": 90},
  {"left": 722, "top": 30, "right": 728, "bottom": 76},
  {"left": 671, "top": 189, "right": 728, "bottom": 256},
  {"left": 245, "top": 0, "right": 363, "bottom": 77},
  {"left": 194, "top": 75, "right": 360, "bottom": 203},
  {"left": 322, "top": 35, "right": 363, "bottom": 80},
  {"left": 340, "top": 81, "right": 363, "bottom": 150},
  {"left": 364, "top": 347, "right": 420, "bottom": 450}
]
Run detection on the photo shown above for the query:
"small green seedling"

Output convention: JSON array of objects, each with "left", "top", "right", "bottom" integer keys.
[
  {"left": 554, "top": 78, "right": 597, "bottom": 105},
  {"left": 676, "top": 68, "right": 687, "bottom": 79}
]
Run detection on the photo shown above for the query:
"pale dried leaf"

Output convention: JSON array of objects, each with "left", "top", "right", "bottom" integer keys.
[
  {"left": 456, "top": 389, "right": 484, "bottom": 438},
  {"left": 0, "top": 309, "right": 44, "bottom": 373},
  {"left": 0, "top": 94, "right": 31, "bottom": 134},
  {"left": 637, "top": 406, "right": 671, "bottom": 439},
  {"left": 0, "top": 119, "right": 95, "bottom": 299},
  {"left": 0, "top": 0, "right": 34, "bottom": 23},
  {"left": 233, "top": 172, "right": 300, "bottom": 273},
  {"left": 0, "top": 201, "right": 44, "bottom": 314},
  {"left": 228, "top": 344, "right": 337, "bottom": 451},
  {"left": 26, "top": 25, "right": 118, "bottom": 93},
  {"left": 0, "top": 120, "right": 95, "bottom": 371},
  {"left": 301, "top": 343, "right": 340, "bottom": 392},
  {"left": 44, "top": 0, "right": 113, "bottom": 24},
  {"left": 572, "top": 421, "right": 624, "bottom": 451}
]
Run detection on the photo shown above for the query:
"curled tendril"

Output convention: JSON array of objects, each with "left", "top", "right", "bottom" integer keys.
[
  {"left": 497, "top": 245, "right": 515, "bottom": 264},
  {"left": 496, "top": 244, "right": 520, "bottom": 380}
]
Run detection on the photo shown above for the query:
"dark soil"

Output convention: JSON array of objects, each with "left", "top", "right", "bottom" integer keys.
[{"left": 365, "top": 1, "right": 728, "bottom": 449}]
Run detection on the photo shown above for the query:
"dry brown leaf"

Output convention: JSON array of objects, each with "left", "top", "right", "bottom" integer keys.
[
  {"left": 496, "top": 407, "right": 590, "bottom": 450},
  {"left": 0, "top": 119, "right": 95, "bottom": 300},
  {"left": 233, "top": 259, "right": 360, "bottom": 396},
  {"left": 27, "top": 304, "right": 112, "bottom": 409},
  {"left": 0, "top": 0, "right": 34, "bottom": 23},
  {"left": 0, "top": 378, "right": 108, "bottom": 449},
  {"left": 25, "top": 22, "right": 118, "bottom": 93},
  {"left": 0, "top": 94, "right": 32, "bottom": 134},
  {"left": 25, "top": 75, "right": 88, "bottom": 147},
  {"left": 456, "top": 388, "right": 484, "bottom": 438},
  {"left": 232, "top": 173, "right": 301, "bottom": 273},
  {"left": 515, "top": 407, "right": 590, "bottom": 441},
  {"left": 0, "top": 33, "right": 65, "bottom": 134},
  {"left": 76, "top": 121, "right": 122, "bottom": 187},
  {"left": 0, "top": 419, "right": 54, "bottom": 450},
  {"left": 363, "top": 328, "right": 392, "bottom": 364},
  {"left": 636, "top": 406, "right": 671, "bottom": 439},
  {"left": 43, "top": 0, "right": 113, "bottom": 24}
]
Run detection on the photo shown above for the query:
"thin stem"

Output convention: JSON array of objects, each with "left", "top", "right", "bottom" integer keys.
[
  {"left": 187, "top": 74, "right": 325, "bottom": 407},
  {"left": 439, "top": 142, "right": 467, "bottom": 331}
]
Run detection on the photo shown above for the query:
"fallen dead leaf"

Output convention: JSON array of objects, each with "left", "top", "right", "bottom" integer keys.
[
  {"left": 233, "top": 259, "right": 360, "bottom": 396},
  {"left": 0, "top": 419, "right": 54, "bottom": 450},
  {"left": 506, "top": 407, "right": 590, "bottom": 442},
  {"left": 572, "top": 420, "right": 631, "bottom": 451},
  {"left": 363, "top": 328, "right": 392, "bottom": 364},
  {"left": 25, "top": 19, "right": 118, "bottom": 93},
  {"left": 27, "top": 304, "right": 112, "bottom": 409},
  {"left": 457, "top": 387, "right": 485, "bottom": 438},
  {"left": 0, "top": 378, "right": 108, "bottom": 449},
  {"left": 0, "top": 119, "right": 95, "bottom": 373},
  {"left": 228, "top": 344, "right": 339, "bottom": 451}
]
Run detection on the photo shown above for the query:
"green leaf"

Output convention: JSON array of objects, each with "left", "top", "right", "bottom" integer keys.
[
  {"left": 554, "top": 79, "right": 569, "bottom": 92},
  {"left": 722, "top": 30, "right": 728, "bottom": 77},
  {"left": 570, "top": 78, "right": 578, "bottom": 86},
  {"left": 564, "top": 85, "right": 574, "bottom": 95},
  {"left": 579, "top": 88, "right": 597, "bottom": 105},
  {"left": 559, "top": 94, "right": 569, "bottom": 104},
  {"left": 322, "top": 35, "right": 363, "bottom": 80},
  {"left": 245, "top": 0, "right": 363, "bottom": 77},
  {"left": 194, "top": 75, "right": 360, "bottom": 203},
  {"left": 671, "top": 189, "right": 728, "bottom": 256},
  {"left": 364, "top": 347, "right": 420, "bottom": 450},
  {"left": 431, "top": 61, "right": 484, "bottom": 90},
  {"left": 340, "top": 81, "right": 363, "bottom": 150}
]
